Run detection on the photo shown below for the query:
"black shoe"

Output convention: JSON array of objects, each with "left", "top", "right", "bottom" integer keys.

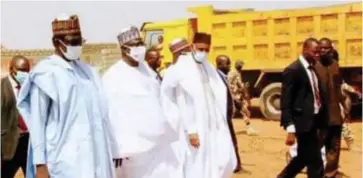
[
  {"left": 234, "top": 167, "right": 251, "bottom": 174},
  {"left": 234, "top": 166, "right": 242, "bottom": 173},
  {"left": 325, "top": 171, "right": 348, "bottom": 178}
]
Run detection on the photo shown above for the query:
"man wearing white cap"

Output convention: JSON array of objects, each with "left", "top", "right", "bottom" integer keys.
[
  {"left": 160, "top": 38, "right": 195, "bottom": 178},
  {"left": 102, "top": 26, "right": 179, "bottom": 178},
  {"left": 17, "top": 14, "right": 118, "bottom": 178},
  {"left": 161, "top": 36, "right": 237, "bottom": 178}
]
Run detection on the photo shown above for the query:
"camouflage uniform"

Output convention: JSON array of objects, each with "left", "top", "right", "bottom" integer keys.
[
  {"left": 228, "top": 69, "right": 250, "bottom": 120},
  {"left": 340, "top": 82, "right": 357, "bottom": 149}
]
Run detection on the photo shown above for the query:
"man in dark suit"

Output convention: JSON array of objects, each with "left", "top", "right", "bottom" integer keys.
[
  {"left": 1, "top": 55, "right": 31, "bottom": 178},
  {"left": 145, "top": 47, "right": 162, "bottom": 82},
  {"left": 216, "top": 55, "right": 244, "bottom": 173},
  {"left": 316, "top": 38, "right": 346, "bottom": 178},
  {"left": 277, "top": 38, "right": 327, "bottom": 178}
]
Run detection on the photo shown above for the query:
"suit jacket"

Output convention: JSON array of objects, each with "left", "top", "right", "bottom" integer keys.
[
  {"left": 315, "top": 59, "right": 344, "bottom": 126},
  {"left": 280, "top": 59, "right": 328, "bottom": 134},
  {"left": 217, "top": 70, "right": 234, "bottom": 120},
  {"left": 1, "top": 77, "right": 21, "bottom": 160}
]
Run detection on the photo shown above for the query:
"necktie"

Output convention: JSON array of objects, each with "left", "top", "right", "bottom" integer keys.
[
  {"left": 16, "top": 85, "right": 28, "bottom": 132},
  {"left": 219, "top": 71, "right": 228, "bottom": 85},
  {"left": 219, "top": 71, "right": 233, "bottom": 119},
  {"left": 308, "top": 66, "right": 322, "bottom": 108},
  {"left": 156, "top": 72, "right": 162, "bottom": 82}
]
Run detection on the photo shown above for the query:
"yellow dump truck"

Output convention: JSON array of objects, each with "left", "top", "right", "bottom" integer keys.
[{"left": 141, "top": 2, "right": 363, "bottom": 120}]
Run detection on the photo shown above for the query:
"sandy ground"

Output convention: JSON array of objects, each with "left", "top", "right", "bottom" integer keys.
[
  {"left": 14, "top": 118, "right": 362, "bottom": 178},
  {"left": 231, "top": 119, "right": 362, "bottom": 178}
]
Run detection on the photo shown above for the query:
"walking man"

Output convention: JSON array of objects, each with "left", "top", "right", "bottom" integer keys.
[
  {"left": 228, "top": 60, "right": 258, "bottom": 135},
  {"left": 17, "top": 14, "right": 118, "bottom": 178},
  {"left": 315, "top": 38, "right": 346, "bottom": 177},
  {"left": 161, "top": 34, "right": 237, "bottom": 178},
  {"left": 216, "top": 55, "right": 244, "bottom": 173},
  {"left": 102, "top": 26, "right": 179, "bottom": 178},
  {"left": 1, "top": 55, "right": 31, "bottom": 178},
  {"left": 278, "top": 38, "right": 327, "bottom": 178}
]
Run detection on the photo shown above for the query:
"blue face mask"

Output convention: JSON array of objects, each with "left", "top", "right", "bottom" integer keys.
[
  {"left": 15, "top": 71, "right": 29, "bottom": 85},
  {"left": 194, "top": 51, "right": 208, "bottom": 63}
]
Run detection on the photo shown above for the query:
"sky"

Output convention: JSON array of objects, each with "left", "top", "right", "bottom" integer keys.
[{"left": 1, "top": 0, "right": 359, "bottom": 49}]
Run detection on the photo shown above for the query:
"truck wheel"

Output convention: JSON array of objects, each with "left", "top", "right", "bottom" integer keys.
[{"left": 259, "top": 83, "right": 282, "bottom": 120}]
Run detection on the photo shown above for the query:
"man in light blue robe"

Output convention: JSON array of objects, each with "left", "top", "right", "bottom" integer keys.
[{"left": 16, "top": 14, "right": 118, "bottom": 178}]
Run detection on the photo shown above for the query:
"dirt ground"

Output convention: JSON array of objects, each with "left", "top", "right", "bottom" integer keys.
[
  {"left": 15, "top": 118, "right": 362, "bottom": 178},
  {"left": 231, "top": 119, "right": 362, "bottom": 178}
]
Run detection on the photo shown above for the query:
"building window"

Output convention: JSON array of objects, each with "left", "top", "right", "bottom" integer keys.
[{"left": 144, "top": 30, "right": 164, "bottom": 48}]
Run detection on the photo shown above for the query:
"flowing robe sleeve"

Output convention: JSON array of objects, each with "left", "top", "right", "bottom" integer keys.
[
  {"left": 87, "top": 66, "right": 119, "bottom": 159},
  {"left": 161, "top": 65, "right": 198, "bottom": 135},
  {"left": 178, "top": 83, "right": 197, "bottom": 135},
  {"left": 102, "top": 81, "right": 123, "bottom": 158},
  {"left": 160, "top": 68, "right": 180, "bottom": 133},
  {"left": 28, "top": 84, "right": 50, "bottom": 165}
]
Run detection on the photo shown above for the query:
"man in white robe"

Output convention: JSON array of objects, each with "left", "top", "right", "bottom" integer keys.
[
  {"left": 161, "top": 35, "right": 237, "bottom": 178},
  {"left": 159, "top": 38, "right": 195, "bottom": 178},
  {"left": 17, "top": 14, "right": 118, "bottom": 178},
  {"left": 102, "top": 26, "right": 180, "bottom": 178}
]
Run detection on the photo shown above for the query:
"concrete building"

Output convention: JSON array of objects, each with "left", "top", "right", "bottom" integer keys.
[{"left": 1, "top": 43, "right": 120, "bottom": 77}]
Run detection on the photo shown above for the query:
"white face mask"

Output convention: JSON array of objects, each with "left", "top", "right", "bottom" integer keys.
[
  {"left": 126, "top": 46, "right": 146, "bottom": 62},
  {"left": 15, "top": 71, "right": 29, "bottom": 85},
  {"left": 59, "top": 40, "right": 82, "bottom": 60},
  {"left": 194, "top": 51, "right": 208, "bottom": 63}
]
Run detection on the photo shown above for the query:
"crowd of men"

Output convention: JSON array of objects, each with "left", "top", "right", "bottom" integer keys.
[{"left": 1, "top": 13, "right": 361, "bottom": 178}]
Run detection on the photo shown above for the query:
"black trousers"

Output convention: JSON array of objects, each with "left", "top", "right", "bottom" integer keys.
[
  {"left": 226, "top": 118, "right": 242, "bottom": 169},
  {"left": 324, "top": 125, "right": 342, "bottom": 174},
  {"left": 1, "top": 133, "right": 29, "bottom": 178},
  {"left": 277, "top": 129, "right": 324, "bottom": 178}
]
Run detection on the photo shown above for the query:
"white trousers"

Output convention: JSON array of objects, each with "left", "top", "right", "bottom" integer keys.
[{"left": 116, "top": 144, "right": 180, "bottom": 178}]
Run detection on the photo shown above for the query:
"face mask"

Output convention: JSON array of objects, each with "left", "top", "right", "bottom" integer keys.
[
  {"left": 15, "top": 71, "right": 29, "bottom": 85},
  {"left": 194, "top": 51, "right": 208, "bottom": 63},
  {"left": 59, "top": 40, "right": 82, "bottom": 60},
  {"left": 221, "top": 68, "right": 230, "bottom": 75},
  {"left": 126, "top": 46, "right": 146, "bottom": 62},
  {"left": 321, "top": 51, "right": 332, "bottom": 60}
]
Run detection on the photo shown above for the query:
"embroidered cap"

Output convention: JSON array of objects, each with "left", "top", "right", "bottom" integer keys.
[
  {"left": 52, "top": 14, "right": 81, "bottom": 36},
  {"left": 169, "top": 38, "right": 190, "bottom": 54},
  {"left": 117, "top": 26, "right": 142, "bottom": 46},
  {"left": 193, "top": 32, "right": 211, "bottom": 45}
]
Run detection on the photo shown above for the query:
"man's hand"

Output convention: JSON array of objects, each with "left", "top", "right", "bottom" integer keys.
[
  {"left": 285, "top": 133, "right": 296, "bottom": 146},
  {"left": 189, "top": 133, "right": 200, "bottom": 148},
  {"left": 36, "top": 164, "right": 49, "bottom": 178},
  {"left": 113, "top": 158, "right": 123, "bottom": 168},
  {"left": 356, "top": 91, "right": 362, "bottom": 99}
]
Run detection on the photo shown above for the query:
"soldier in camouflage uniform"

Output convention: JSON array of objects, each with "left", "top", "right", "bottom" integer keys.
[
  {"left": 332, "top": 48, "right": 361, "bottom": 150},
  {"left": 228, "top": 59, "right": 258, "bottom": 135},
  {"left": 340, "top": 81, "right": 362, "bottom": 150}
]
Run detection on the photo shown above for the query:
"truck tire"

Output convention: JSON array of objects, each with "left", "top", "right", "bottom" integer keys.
[{"left": 259, "top": 83, "right": 282, "bottom": 120}]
